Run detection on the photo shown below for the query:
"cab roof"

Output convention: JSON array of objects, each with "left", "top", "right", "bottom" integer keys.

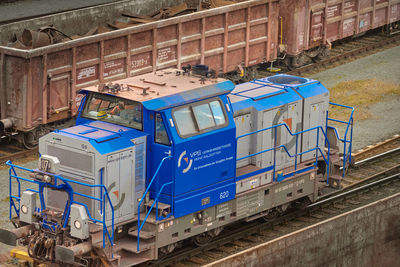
[{"left": 80, "top": 69, "right": 234, "bottom": 111}]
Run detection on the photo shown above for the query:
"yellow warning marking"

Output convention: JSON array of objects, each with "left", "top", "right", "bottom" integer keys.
[
  {"left": 10, "top": 247, "right": 34, "bottom": 263},
  {"left": 266, "top": 67, "right": 281, "bottom": 73}
]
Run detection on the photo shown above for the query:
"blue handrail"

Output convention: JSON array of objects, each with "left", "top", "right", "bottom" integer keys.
[
  {"left": 137, "top": 181, "right": 173, "bottom": 251},
  {"left": 6, "top": 161, "right": 115, "bottom": 250},
  {"left": 327, "top": 102, "right": 354, "bottom": 177},
  {"left": 137, "top": 155, "right": 172, "bottom": 251},
  {"left": 237, "top": 122, "right": 331, "bottom": 184}
]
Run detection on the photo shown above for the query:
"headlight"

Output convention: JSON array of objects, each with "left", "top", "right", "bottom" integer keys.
[
  {"left": 74, "top": 220, "right": 81, "bottom": 230},
  {"left": 21, "top": 205, "right": 28, "bottom": 214}
]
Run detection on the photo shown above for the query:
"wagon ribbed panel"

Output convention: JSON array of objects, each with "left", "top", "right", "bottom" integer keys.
[{"left": 0, "top": 0, "right": 279, "bottom": 131}]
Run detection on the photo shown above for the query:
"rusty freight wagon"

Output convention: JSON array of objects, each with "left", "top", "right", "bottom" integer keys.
[
  {"left": 0, "top": 0, "right": 279, "bottom": 147},
  {"left": 280, "top": 0, "right": 400, "bottom": 67}
]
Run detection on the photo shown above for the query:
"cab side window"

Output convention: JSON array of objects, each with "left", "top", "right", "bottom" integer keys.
[
  {"left": 172, "top": 98, "right": 228, "bottom": 138},
  {"left": 155, "top": 113, "right": 171, "bottom": 146}
]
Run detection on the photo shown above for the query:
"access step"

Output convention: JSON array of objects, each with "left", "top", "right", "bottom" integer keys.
[
  {"left": 128, "top": 229, "right": 155, "bottom": 240},
  {"left": 115, "top": 238, "right": 155, "bottom": 254},
  {"left": 145, "top": 200, "right": 171, "bottom": 217},
  {"left": 329, "top": 174, "right": 343, "bottom": 189},
  {"left": 145, "top": 200, "right": 171, "bottom": 210}
]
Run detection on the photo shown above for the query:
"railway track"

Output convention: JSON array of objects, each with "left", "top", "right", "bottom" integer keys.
[
  {"left": 353, "top": 135, "right": 400, "bottom": 162},
  {"left": 154, "top": 141, "right": 400, "bottom": 267},
  {"left": 256, "top": 31, "right": 400, "bottom": 78},
  {"left": 285, "top": 32, "right": 400, "bottom": 77},
  {"left": 0, "top": 142, "right": 38, "bottom": 166},
  {"left": 339, "top": 136, "right": 400, "bottom": 189}
]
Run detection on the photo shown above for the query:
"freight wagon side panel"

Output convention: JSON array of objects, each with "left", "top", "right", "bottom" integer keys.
[
  {"left": 280, "top": 0, "right": 308, "bottom": 56},
  {"left": 0, "top": 0, "right": 279, "bottom": 132},
  {"left": 3, "top": 56, "right": 28, "bottom": 130},
  {"left": 0, "top": 52, "right": 4, "bottom": 121},
  {"left": 282, "top": 0, "right": 400, "bottom": 56},
  {"left": 47, "top": 50, "right": 75, "bottom": 123},
  {"left": 1, "top": 54, "right": 48, "bottom": 131},
  {"left": 326, "top": 0, "right": 399, "bottom": 42},
  {"left": 390, "top": 2, "right": 400, "bottom": 22}
]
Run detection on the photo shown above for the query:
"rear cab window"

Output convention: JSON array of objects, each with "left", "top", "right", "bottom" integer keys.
[
  {"left": 155, "top": 113, "right": 171, "bottom": 145},
  {"left": 172, "top": 98, "right": 228, "bottom": 138}
]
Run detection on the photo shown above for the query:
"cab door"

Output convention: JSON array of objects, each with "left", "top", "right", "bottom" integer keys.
[{"left": 149, "top": 112, "right": 173, "bottom": 197}]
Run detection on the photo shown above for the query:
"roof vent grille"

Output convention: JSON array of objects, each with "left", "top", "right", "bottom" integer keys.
[{"left": 267, "top": 76, "right": 307, "bottom": 85}]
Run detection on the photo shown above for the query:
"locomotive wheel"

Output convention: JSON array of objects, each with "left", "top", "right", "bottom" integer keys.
[
  {"left": 293, "top": 196, "right": 312, "bottom": 209},
  {"left": 158, "top": 243, "right": 177, "bottom": 258},
  {"left": 211, "top": 226, "right": 223, "bottom": 237},
  {"left": 192, "top": 226, "right": 224, "bottom": 246},
  {"left": 192, "top": 232, "right": 213, "bottom": 246},
  {"left": 83, "top": 255, "right": 103, "bottom": 267},
  {"left": 262, "top": 209, "right": 279, "bottom": 221}
]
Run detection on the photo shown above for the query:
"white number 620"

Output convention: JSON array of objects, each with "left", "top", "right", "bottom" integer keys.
[{"left": 219, "top": 191, "right": 229, "bottom": 199}]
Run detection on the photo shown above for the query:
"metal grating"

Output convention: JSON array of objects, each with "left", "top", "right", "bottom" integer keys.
[
  {"left": 46, "top": 173, "right": 95, "bottom": 215},
  {"left": 134, "top": 139, "right": 146, "bottom": 195},
  {"left": 47, "top": 145, "right": 93, "bottom": 174}
]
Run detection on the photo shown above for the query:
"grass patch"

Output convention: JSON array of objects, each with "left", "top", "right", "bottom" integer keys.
[{"left": 328, "top": 79, "right": 400, "bottom": 122}]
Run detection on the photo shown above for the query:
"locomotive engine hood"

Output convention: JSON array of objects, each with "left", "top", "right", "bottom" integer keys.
[{"left": 39, "top": 120, "right": 147, "bottom": 225}]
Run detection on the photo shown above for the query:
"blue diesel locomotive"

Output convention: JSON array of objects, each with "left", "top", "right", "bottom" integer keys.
[{"left": 0, "top": 68, "right": 353, "bottom": 266}]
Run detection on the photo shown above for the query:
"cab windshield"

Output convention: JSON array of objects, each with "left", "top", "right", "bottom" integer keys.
[{"left": 81, "top": 92, "right": 143, "bottom": 130}]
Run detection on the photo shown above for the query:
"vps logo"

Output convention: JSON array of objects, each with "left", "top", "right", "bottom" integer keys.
[{"left": 178, "top": 150, "right": 193, "bottom": 174}]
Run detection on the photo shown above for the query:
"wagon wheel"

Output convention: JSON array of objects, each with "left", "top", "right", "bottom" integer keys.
[
  {"left": 23, "top": 131, "right": 38, "bottom": 149},
  {"left": 284, "top": 57, "right": 294, "bottom": 71},
  {"left": 316, "top": 46, "right": 330, "bottom": 60}
]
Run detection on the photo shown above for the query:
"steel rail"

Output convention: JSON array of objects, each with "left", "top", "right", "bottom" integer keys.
[
  {"left": 0, "top": 148, "right": 38, "bottom": 165},
  {"left": 309, "top": 172, "right": 400, "bottom": 208},
  {"left": 354, "top": 147, "right": 400, "bottom": 167}
]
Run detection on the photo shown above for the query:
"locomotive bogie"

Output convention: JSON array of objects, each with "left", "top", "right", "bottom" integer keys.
[{"left": 148, "top": 168, "right": 317, "bottom": 250}]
